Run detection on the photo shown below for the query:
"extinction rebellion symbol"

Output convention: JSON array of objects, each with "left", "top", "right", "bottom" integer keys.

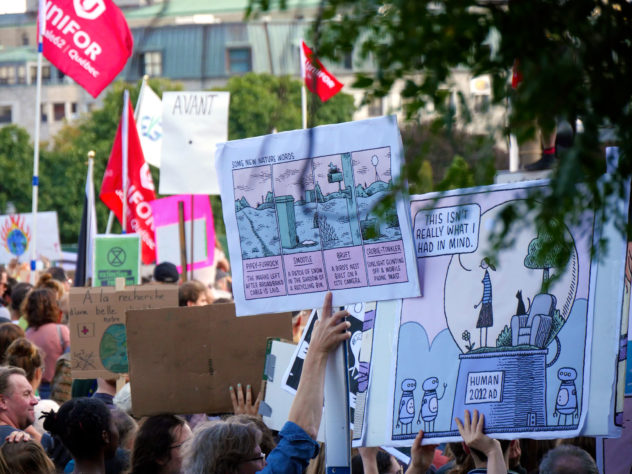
[{"left": 107, "top": 247, "right": 126, "bottom": 266}]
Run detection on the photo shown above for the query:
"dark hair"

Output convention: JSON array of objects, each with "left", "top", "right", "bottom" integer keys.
[
  {"left": 131, "top": 414, "right": 187, "bottom": 474},
  {"left": 24, "top": 288, "right": 60, "bottom": 328},
  {"left": 351, "top": 451, "right": 398, "bottom": 474},
  {"left": 539, "top": 444, "right": 598, "bottom": 474},
  {"left": 110, "top": 407, "right": 137, "bottom": 450},
  {"left": 227, "top": 414, "right": 276, "bottom": 456},
  {"left": 0, "top": 322, "right": 25, "bottom": 363},
  {"left": 10, "top": 282, "right": 32, "bottom": 312},
  {"left": 0, "top": 440, "right": 55, "bottom": 473},
  {"left": 178, "top": 280, "right": 207, "bottom": 306},
  {"left": 4, "top": 337, "right": 43, "bottom": 383},
  {"left": 46, "top": 267, "right": 68, "bottom": 284},
  {"left": 42, "top": 397, "right": 112, "bottom": 460}
]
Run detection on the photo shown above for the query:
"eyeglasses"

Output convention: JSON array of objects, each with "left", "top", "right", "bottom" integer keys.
[{"left": 242, "top": 452, "right": 266, "bottom": 463}]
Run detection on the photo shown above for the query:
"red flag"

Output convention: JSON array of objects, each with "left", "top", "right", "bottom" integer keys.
[
  {"left": 100, "top": 101, "right": 157, "bottom": 264},
  {"left": 40, "top": 0, "right": 133, "bottom": 98},
  {"left": 301, "top": 40, "right": 343, "bottom": 102}
]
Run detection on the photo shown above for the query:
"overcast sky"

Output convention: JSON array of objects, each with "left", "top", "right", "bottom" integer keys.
[{"left": 0, "top": 1, "right": 26, "bottom": 14}]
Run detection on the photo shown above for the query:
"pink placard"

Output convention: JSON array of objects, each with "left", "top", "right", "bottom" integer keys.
[
  {"left": 149, "top": 195, "right": 215, "bottom": 273},
  {"left": 243, "top": 256, "right": 287, "bottom": 299},
  {"left": 283, "top": 251, "right": 327, "bottom": 295},
  {"left": 364, "top": 240, "right": 408, "bottom": 286},
  {"left": 323, "top": 246, "right": 368, "bottom": 290}
]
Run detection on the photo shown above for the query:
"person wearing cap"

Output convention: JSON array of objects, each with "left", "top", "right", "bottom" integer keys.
[{"left": 153, "top": 262, "right": 180, "bottom": 284}]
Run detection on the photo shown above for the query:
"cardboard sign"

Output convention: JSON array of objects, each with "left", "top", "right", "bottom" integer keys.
[
  {"left": 69, "top": 285, "right": 178, "bottom": 379},
  {"left": 93, "top": 234, "right": 141, "bottom": 287},
  {"left": 126, "top": 303, "right": 292, "bottom": 416}
]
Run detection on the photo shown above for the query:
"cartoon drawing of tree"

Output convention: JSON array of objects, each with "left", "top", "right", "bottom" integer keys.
[{"left": 524, "top": 224, "right": 572, "bottom": 293}]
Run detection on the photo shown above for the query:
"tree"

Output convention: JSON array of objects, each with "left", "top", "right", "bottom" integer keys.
[
  {"left": 248, "top": 0, "right": 632, "bottom": 248},
  {"left": 524, "top": 222, "right": 572, "bottom": 292},
  {"left": 216, "top": 72, "right": 355, "bottom": 140},
  {"left": 0, "top": 125, "right": 33, "bottom": 217}
]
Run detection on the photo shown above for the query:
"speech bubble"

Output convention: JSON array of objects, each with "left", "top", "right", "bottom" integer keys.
[{"left": 413, "top": 204, "right": 481, "bottom": 257}]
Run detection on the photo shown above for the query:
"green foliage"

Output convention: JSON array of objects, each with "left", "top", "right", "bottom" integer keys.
[
  {"left": 546, "top": 310, "right": 565, "bottom": 347},
  {"left": 0, "top": 126, "right": 33, "bottom": 217},
  {"left": 437, "top": 155, "right": 475, "bottom": 191},
  {"left": 496, "top": 325, "right": 512, "bottom": 348},
  {"left": 215, "top": 72, "right": 355, "bottom": 140}
]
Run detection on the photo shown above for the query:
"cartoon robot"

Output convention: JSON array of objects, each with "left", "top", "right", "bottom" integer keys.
[
  {"left": 417, "top": 376, "right": 447, "bottom": 432},
  {"left": 396, "top": 378, "right": 417, "bottom": 434},
  {"left": 554, "top": 367, "right": 578, "bottom": 426}
]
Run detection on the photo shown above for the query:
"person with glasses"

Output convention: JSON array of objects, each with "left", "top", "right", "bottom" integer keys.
[{"left": 182, "top": 292, "right": 350, "bottom": 474}]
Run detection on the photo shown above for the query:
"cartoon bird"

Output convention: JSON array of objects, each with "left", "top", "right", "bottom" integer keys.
[
  {"left": 396, "top": 378, "right": 417, "bottom": 434},
  {"left": 417, "top": 376, "right": 447, "bottom": 432}
]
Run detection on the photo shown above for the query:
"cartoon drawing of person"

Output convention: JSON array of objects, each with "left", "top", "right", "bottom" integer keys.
[
  {"left": 397, "top": 378, "right": 417, "bottom": 434},
  {"left": 416, "top": 377, "right": 447, "bottom": 432},
  {"left": 554, "top": 367, "right": 578, "bottom": 426},
  {"left": 474, "top": 257, "right": 496, "bottom": 347}
]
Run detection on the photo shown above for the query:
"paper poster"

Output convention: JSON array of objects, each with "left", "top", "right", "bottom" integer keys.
[
  {"left": 357, "top": 180, "right": 629, "bottom": 445},
  {"left": 68, "top": 285, "right": 178, "bottom": 379},
  {"left": 159, "top": 91, "right": 230, "bottom": 195},
  {"left": 93, "top": 234, "right": 141, "bottom": 287},
  {"left": 150, "top": 194, "right": 215, "bottom": 273},
  {"left": 216, "top": 116, "right": 420, "bottom": 315},
  {"left": 0, "top": 212, "right": 61, "bottom": 264},
  {"left": 125, "top": 304, "right": 291, "bottom": 416},
  {"left": 136, "top": 82, "right": 163, "bottom": 168}
]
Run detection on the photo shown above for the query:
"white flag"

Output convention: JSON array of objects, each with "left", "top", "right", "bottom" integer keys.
[
  {"left": 159, "top": 91, "right": 230, "bottom": 195},
  {"left": 135, "top": 82, "right": 163, "bottom": 168}
]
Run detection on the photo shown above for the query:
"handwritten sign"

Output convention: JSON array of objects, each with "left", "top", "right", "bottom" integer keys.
[
  {"left": 68, "top": 285, "right": 178, "bottom": 379},
  {"left": 413, "top": 204, "right": 481, "bottom": 257}
]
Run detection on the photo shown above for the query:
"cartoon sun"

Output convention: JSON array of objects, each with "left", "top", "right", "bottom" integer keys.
[{"left": 1, "top": 215, "right": 31, "bottom": 257}]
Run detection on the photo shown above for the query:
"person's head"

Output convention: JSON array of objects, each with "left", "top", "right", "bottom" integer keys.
[
  {"left": 539, "top": 444, "right": 598, "bottom": 474},
  {"left": 9, "top": 282, "right": 32, "bottom": 319},
  {"left": 131, "top": 414, "right": 191, "bottom": 474},
  {"left": 0, "top": 322, "right": 25, "bottom": 362},
  {"left": 0, "top": 266, "right": 8, "bottom": 299},
  {"left": 0, "top": 439, "right": 56, "bottom": 473},
  {"left": 3, "top": 337, "right": 43, "bottom": 389},
  {"left": 42, "top": 397, "right": 118, "bottom": 462},
  {"left": 111, "top": 407, "right": 138, "bottom": 451},
  {"left": 153, "top": 262, "right": 180, "bottom": 284},
  {"left": 179, "top": 280, "right": 210, "bottom": 307},
  {"left": 46, "top": 266, "right": 71, "bottom": 291},
  {"left": 0, "top": 366, "right": 38, "bottom": 430},
  {"left": 182, "top": 419, "right": 265, "bottom": 474},
  {"left": 35, "top": 273, "right": 65, "bottom": 301},
  {"left": 24, "top": 288, "right": 61, "bottom": 328},
  {"left": 227, "top": 414, "right": 276, "bottom": 456},
  {"left": 467, "top": 439, "right": 517, "bottom": 468}
]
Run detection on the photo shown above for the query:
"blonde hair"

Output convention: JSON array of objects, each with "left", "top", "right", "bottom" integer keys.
[{"left": 36, "top": 273, "right": 65, "bottom": 301}]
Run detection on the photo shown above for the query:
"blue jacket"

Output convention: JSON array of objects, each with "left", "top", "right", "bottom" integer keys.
[{"left": 259, "top": 421, "right": 319, "bottom": 473}]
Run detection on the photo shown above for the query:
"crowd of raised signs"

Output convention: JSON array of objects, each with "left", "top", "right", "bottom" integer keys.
[{"left": 0, "top": 259, "right": 599, "bottom": 474}]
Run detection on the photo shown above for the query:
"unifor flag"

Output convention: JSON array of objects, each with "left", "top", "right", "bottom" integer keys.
[
  {"left": 301, "top": 40, "right": 343, "bottom": 102},
  {"left": 40, "top": 0, "right": 133, "bottom": 98},
  {"left": 100, "top": 101, "right": 157, "bottom": 264},
  {"left": 135, "top": 81, "right": 163, "bottom": 168}
]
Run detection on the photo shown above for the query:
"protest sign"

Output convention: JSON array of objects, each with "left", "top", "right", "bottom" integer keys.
[
  {"left": 136, "top": 81, "right": 163, "bottom": 168},
  {"left": 0, "top": 211, "right": 61, "bottom": 264},
  {"left": 93, "top": 234, "right": 140, "bottom": 287},
  {"left": 125, "top": 303, "right": 292, "bottom": 416},
  {"left": 215, "top": 116, "right": 420, "bottom": 315},
  {"left": 150, "top": 194, "right": 215, "bottom": 274},
  {"left": 354, "top": 180, "right": 629, "bottom": 445},
  {"left": 68, "top": 285, "right": 178, "bottom": 379},
  {"left": 159, "top": 91, "right": 230, "bottom": 195}
]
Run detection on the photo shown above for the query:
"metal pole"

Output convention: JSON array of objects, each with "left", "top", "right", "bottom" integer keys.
[
  {"left": 122, "top": 90, "right": 129, "bottom": 233},
  {"left": 300, "top": 40, "right": 307, "bottom": 129}
]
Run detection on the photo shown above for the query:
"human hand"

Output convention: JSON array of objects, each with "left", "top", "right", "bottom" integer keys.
[
  {"left": 4, "top": 430, "right": 31, "bottom": 443},
  {"left": 230, "top": 382, "right": 263, "bottom": 417},
  {"left": 405, "top": 430, "right": 437, "bottom": 474},
  {"left": 358, "top": 447, "right": 379, "bottom": 474},
  {"left": 308, "top": 292, "right": 350, "bottom": 359},
  {"left": 454, "top": 410, "right": 500, "bottom": 460}
]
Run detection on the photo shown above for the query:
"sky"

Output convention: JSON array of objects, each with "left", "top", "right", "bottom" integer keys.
[{"left": 0, "top": 1, "right": 26, "bottom": 14}]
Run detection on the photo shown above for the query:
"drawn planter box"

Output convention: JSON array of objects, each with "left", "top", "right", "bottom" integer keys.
[{"left": 450, "top": 350, "right": 547, "bottom": 431}]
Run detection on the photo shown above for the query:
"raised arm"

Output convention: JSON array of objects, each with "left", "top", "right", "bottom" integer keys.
[{"left": 287, "top": 292, "right": 350, "bottom": 439}]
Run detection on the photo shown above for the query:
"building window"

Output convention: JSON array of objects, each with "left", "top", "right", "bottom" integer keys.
[
  {"left": 53, "top": 103, "right": 65, "bottom": 121},
  {"left": 227, "top": 47, "right": 252, "bottom": 74},
  {"left": 17, "top": 66, "right": 26, "bottom": 84},
  {"left": 0, "top": 105, "right": 12, "bottom": 124},
  {"left": 473, "top": 95, "right": 490, "bottom": 114},
  {"left": 0, "top": 66, "right": 14, "bottom": 85},
  {"left": 41, "top": 104, "right": 48, "bottom": 123},
  {"left": 140, "top": 51, "right": 162, "bottom": 77},
  {"left": 30, "top": 65, "right": 52, "bottom": 83},
  {"left": 22, "top": 33, "right": 29, "bottom": 46},
  {"left": 368, "top": 97, "right": 383, "bottom": 117},
  {"left": 343, "top": 51, "right": 353, "bottom": 70}
]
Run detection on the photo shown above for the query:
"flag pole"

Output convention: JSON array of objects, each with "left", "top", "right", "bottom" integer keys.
[
  {"left": 30, "top": 1, "right": 46, "bottom": 283},
  {"left": 122, "top": 90, "right": 129, "bottom": 233},
  {"left": 86, "top": 150, "right": 95, "bottom": 280},
  {"left": 106, "top": 76, "right": 148, "bottom": 234},
  {"left": 300, "top": 40, "right": 307, "bottom": 129}
]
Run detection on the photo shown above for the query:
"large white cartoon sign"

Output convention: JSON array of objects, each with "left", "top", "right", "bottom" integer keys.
[
  {"left": 354, "top": 180, "right": 628, "bottom": 445},
  {"left": 216, "top": 116, "right": 420, "bottom": 316}
]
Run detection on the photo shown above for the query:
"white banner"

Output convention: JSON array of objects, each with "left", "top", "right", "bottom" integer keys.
[
  {"left": 159, "top": 91, "right": 230, "bottom": 195},
  {"left": 135, "top": 82, "right": 163, "bottom": 168},
  {"left": 0, "top": 211, "right": 61, "bottom": 265}
]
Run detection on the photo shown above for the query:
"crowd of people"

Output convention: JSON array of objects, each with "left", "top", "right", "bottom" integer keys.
[{"left": 0, "top": 261, "right": 603, "bottom": 473}]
